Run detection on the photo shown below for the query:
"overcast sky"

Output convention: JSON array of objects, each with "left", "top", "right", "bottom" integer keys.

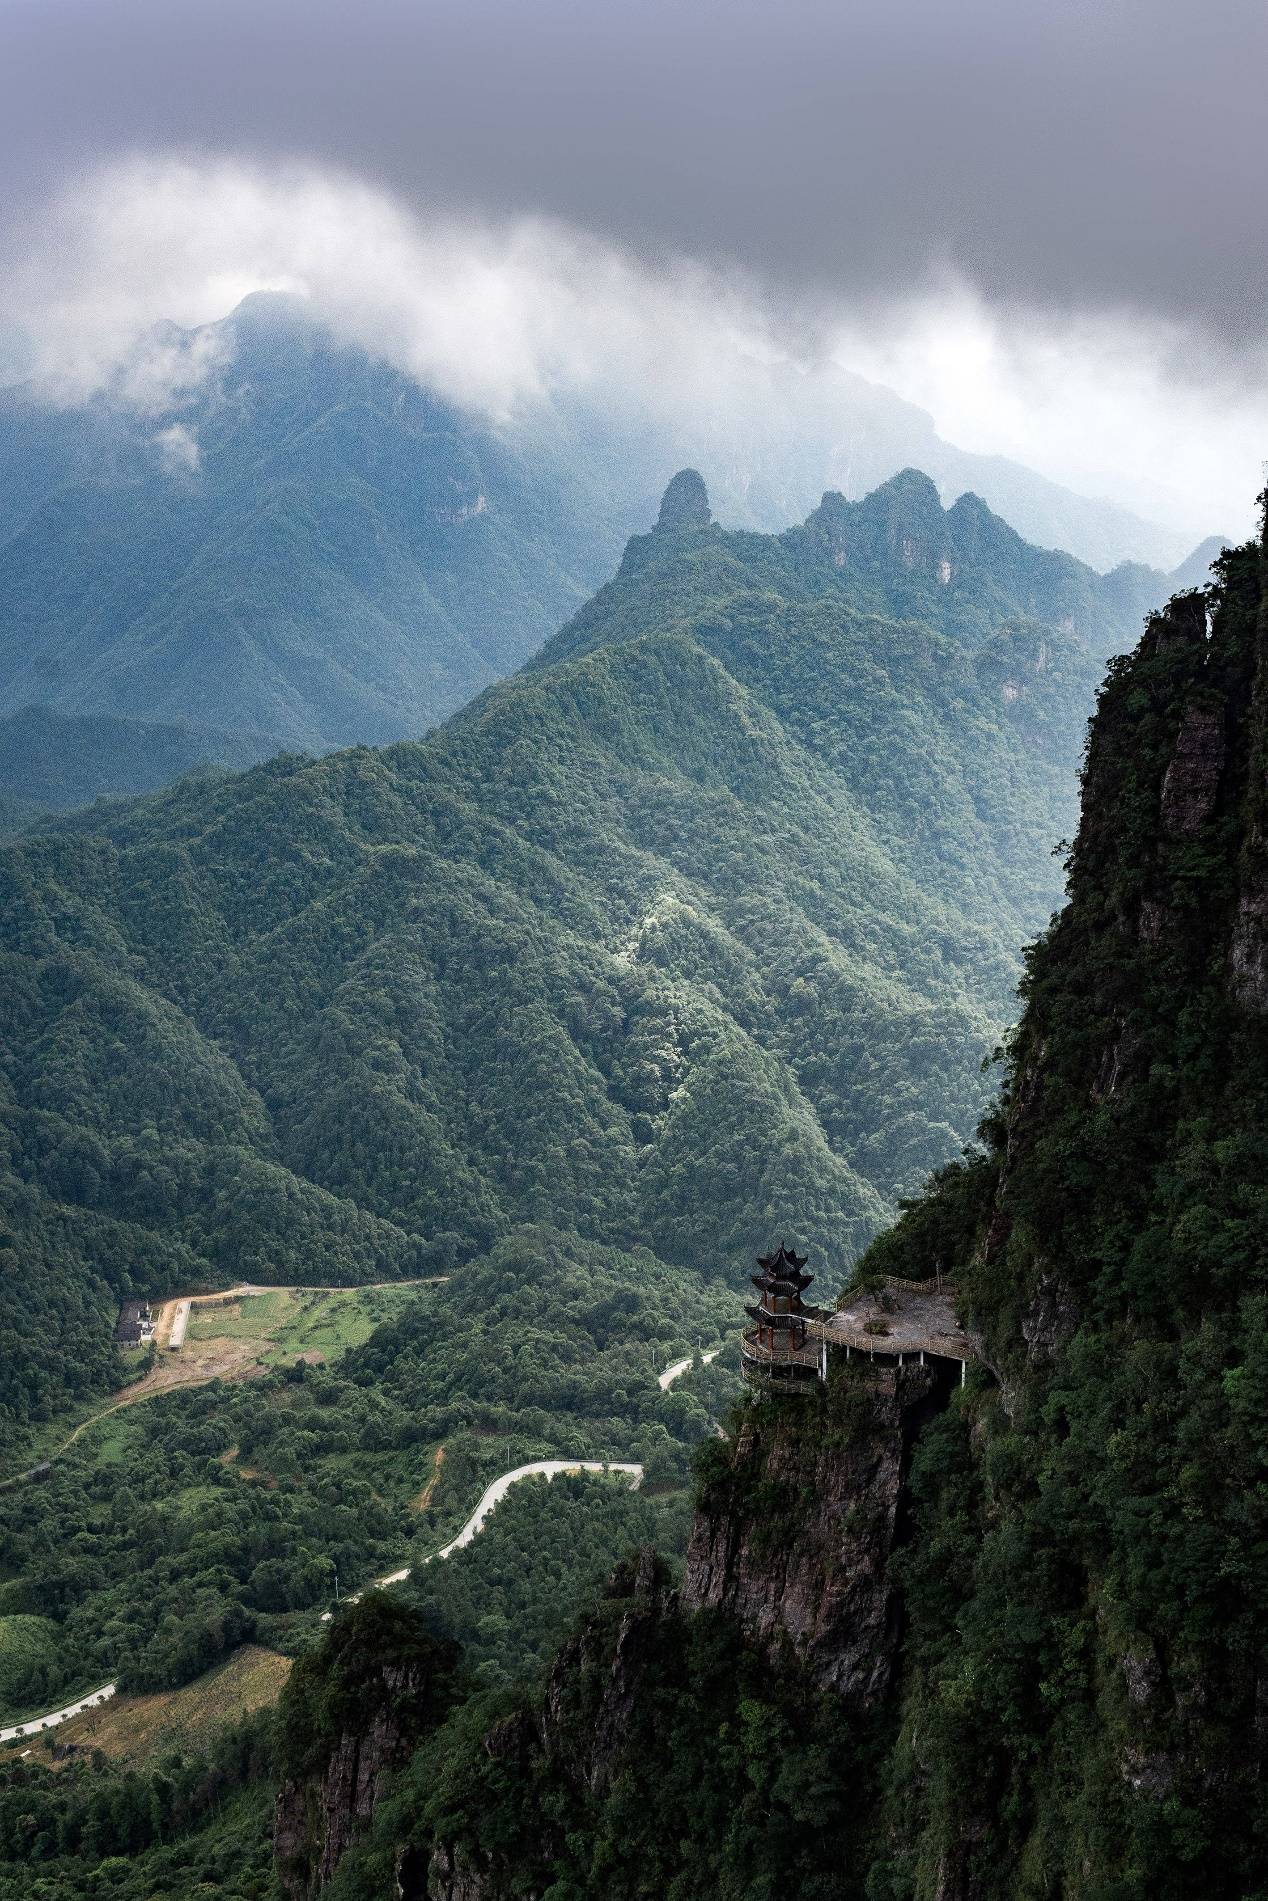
[{"left": 3, "top": 0, "right": 1266, "bottom": 537}]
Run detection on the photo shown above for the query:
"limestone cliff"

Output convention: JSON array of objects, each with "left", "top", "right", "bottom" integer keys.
[
  {"left": 685, "top": 1363, "right": 947, "bottom": 1701},
  {"left": 272, "top": 1596, "right": 459, "bottom": 1901}
]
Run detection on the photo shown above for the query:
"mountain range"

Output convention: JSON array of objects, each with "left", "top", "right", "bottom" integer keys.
[
  {"left": 0, "top": 296, "right": 1221, "bottom": 830},
  {"left": 267, "top": 498, "right": 1268, "bottom": 1901},
  {"left": 0, "top": 465, "right": 1152, "bottom": 1439}
]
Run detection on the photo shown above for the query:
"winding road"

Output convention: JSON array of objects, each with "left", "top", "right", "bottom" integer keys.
[
  {"left": 658, "top": 1346, "right": 720, "bottom": 1391},
  {"left": 5, "top": 1337, "right": 699, "bottom": 1737},
  {"left": 4, "top": 1461, "right": 645, "bottom": 1736},
  {"left": 1, "top": 1684, "right": 117, "bottom": 1746},
  {"left": 321, "top": 1459, "right": 645, "bottom": 1619}
]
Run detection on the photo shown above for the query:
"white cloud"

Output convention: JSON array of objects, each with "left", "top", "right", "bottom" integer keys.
[
  {"left": 831, "top": 276, "right": 1268, "bottom": 543},
  {"left": 0, "top": 155, "right": 777, "bottom": 423},
  {"left": 0, "top": 154, "right": 1263, "bottom": 542},
  {"left": 152, "top": 421, "right": 201, "bottom": 474}
]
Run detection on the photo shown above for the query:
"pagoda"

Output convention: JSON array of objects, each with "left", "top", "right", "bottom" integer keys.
[{"left": 740, "top": 1242, "right": 823, "bottom": 1392}]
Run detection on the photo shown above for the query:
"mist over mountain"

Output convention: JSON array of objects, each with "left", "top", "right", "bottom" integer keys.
[{"left": 0, "top": 296, "right": 1217, "bottom": 826}]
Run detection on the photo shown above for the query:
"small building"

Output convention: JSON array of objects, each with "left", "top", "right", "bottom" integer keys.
[
  {"left": 741, "top": 1243, "right": 826, "bottom": 1394},
  {"left": 113, "top": 1300, "right": 147, "bottom": 1347}
]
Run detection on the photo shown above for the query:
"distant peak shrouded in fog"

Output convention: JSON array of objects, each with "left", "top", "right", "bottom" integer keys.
[
  {"left": 655, "top": 470, "right": 712, "bottom": 534},
  {"left": 0, "top": 157, "right": 1257, "bottom": 552}
]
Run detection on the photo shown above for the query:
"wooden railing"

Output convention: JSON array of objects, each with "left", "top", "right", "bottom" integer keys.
[
  {"left": 740, "top": 1331, "right": 823, "bottom": 1379},
  {"left": 868, "top": 1274, "right": 957, "bottom": 1297}
]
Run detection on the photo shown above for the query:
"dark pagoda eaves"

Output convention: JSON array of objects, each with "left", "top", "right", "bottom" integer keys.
[
  {"left": 751, "top": 1273, "right": 814, "bottom": 1298},
  {"left": 756, "top": 1244, "right": 810, "bottom": 1273}
]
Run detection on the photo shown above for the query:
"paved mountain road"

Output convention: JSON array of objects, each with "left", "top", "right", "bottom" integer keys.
[
  {"left": 658, "top": 1346, "right": 720, "bottom": 1390},
  {"left": 322, "top": 1459, "right": 645, "bottom": 1619},
  {"left": 1, "top": 1684, "right": 117, "bottom": 1745}
]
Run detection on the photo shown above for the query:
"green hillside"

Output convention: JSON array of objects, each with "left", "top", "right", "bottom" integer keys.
[
  {"left": 0, "top": 299, "right": 1205, "bottom": 821},
  {"left": 0, "top": 705, "right": 274, "bottom": 835},
  {"left": 0, "top": 296, "right": 629, "bottom": 759},
  {"left": 0, "top": 471, "right": 1141, "bottom": 1446}
]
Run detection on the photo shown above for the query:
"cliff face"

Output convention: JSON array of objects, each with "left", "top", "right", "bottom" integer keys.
[
  {"left": 274, "top": 1660, "right": 430, "bottom": 1901},
  {"left": 420, "top": 1372, "right": 943, "bottom": 1900},
  {"left": 889, "top": 514, "right": 1268, "bottom": 1898},
  {"left": 271, "top": 1596, "right": 459, "bottom": 1901},
  {"left": 685, "top": 1364, "right": 945, "bottom": 1701}
]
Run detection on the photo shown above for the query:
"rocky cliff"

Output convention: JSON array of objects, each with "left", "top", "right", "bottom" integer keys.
[
  {"left": 275, "top": 1661, "right": 426, "bottom": 1900},
  {"left": 685, "top": 1363, "right": 948, "bottom": 1701},
  {"left": 272, "top": 1596, "right": 459, "bottom": 1901}
]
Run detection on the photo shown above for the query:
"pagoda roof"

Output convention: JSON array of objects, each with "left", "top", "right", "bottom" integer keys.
[
  {"left": 756, "top": 1243, "right": 809, "bottom": 1273},
  {"left": 753, "top": 1243, "right": 813, "bottom": 1292}
]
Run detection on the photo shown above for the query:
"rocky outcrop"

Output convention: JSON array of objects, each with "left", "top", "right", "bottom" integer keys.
[
  {"left": 275, "top": 1671, "right": 422, "bottom": 1899},
  {"left": 654, "top": 468, "right": 712, "bottom": 534},
  {"left": 685, "top": 1364, "right": 942, "bottom": 1702},
  {"left": 422, "top": 1842, "right": 501, "bottom": 1901},
  {"left": 421, "top": 1549, "right": 679, "bottom": 1901},
  {"left": 272, "top": 1597, "right": 459, "bottom": 1901},
  {"left": 539, "top": 1546, "right": 676, "bottom": 1794}
]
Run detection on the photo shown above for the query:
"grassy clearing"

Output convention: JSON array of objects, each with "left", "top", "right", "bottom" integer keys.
[
  {"left": 86, "top": 1412, "right": 136, "bottom": 1469},
  {"left": 47, "top": 1646, "right": 292, "bottom": 1767},
  {"left": 188, "top": 1285, "right": 428, "bottom": 1364},
  {"left": 1, "top": 1283, "right": 439, "bottom": 1487}
]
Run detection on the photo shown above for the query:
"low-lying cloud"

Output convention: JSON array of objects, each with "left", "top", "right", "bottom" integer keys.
[{"left": 1, "top": 155, "right": 1263, "bottom": 543}]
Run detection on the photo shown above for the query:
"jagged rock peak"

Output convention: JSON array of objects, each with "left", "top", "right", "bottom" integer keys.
[
  {"left": 655, "top": 468, "right": 712, "bottom": 534},
  {"left": 859, "top": 466, "right": 947, "bottom": 528}
]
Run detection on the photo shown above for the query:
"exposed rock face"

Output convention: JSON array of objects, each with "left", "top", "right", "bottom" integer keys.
[
  {"left": 272, "top": 1599, "right": 459, "bottom": 1901},
  {"left": 1231, "top": 883, "right": 1268, "bottom": 1011},
  {"left": 1160, "top": 698, "right": 1225, "bottom": 837},
  {"left": 422, "top": 1843, "right": 501, "bottom": 1901},
  {"left": 654, "top": 468, "right": 711, "bottom": 534},
  {"left": 424, "top": 1549, "right": 679, "bottom": 1901},
  {"left": 685, "top": 1365, "right": 941, "bottom": 1702},
  {"left": 275, "top": 1663, "right": 430, "bottom": 1901},
  {"left": 1020, "top": 1273, "right": 1079, "bottom": 1366},
  {"left": 540, "top": 1546, "right": 675, "bottom": 1793}
]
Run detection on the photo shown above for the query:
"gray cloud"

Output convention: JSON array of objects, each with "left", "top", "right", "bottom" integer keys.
[
  {"left": 1, "top": 1, "right": 1264, "bottom": 540},
  {"left": 4, "top": 0, "right": 1265, "bottom": 337}
]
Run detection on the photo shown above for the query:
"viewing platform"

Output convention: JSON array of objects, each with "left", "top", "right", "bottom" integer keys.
[
  {"left": 808, "top": 1276, "right": 972, "bottom": 1372},
  {"left": 741, "top": 1255, "right": 976, "bottom": 1395}
]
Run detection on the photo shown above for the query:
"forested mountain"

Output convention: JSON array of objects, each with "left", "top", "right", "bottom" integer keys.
[
  {"left": 0, "top": 470, "right": 1138, "bottom": 1438},
  {"left": 0, "top": 296, "right": 1214, "bottom": 818},
  {"left": 0, "top": 296, "right": 629, "bottom": 759},
  {"left": 244, "top": 508, "right": 1268, "bottom": 1900},
  {"left": 0, "top": 706, "right": 273, "bottom": 837}
]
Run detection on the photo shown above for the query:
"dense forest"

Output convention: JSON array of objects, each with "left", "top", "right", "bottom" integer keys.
[
  {"left": 0, "top": 707, "right": 272, "bottom": 838},
  {"left": 0, "top": 467, "right": 1145, "bottom": 1446},
  {"left": 269, "top": 503, "right": 1265, "bottom": 1900}
]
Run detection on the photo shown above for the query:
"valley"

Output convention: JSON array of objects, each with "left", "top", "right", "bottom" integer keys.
[
  {"left": 1, "top": 1282, "right": 445, "bottom": 1487},
  {"left": 0, "top": 6, "right": 1259, "bottom": 1892},
  {"left": 0, "top": 460, "right": 1244, "bottom": 1901}
]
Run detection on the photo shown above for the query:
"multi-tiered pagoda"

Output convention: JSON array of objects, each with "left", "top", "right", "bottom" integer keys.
[{"left": 740, "top": 1242, "right": 823, "bottom": 1392}]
